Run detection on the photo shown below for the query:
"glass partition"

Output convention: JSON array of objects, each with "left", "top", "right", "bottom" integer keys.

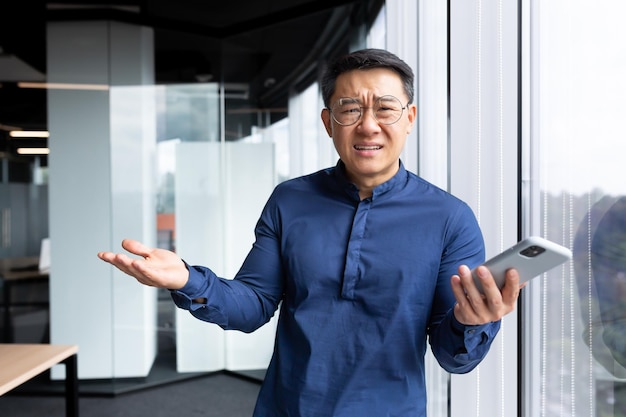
[
  {"left": 527, "top": 1, "right": 626, "bottom": 416},
  {"left": 151, "top": 82, "right": 281, "bottom": 380}
]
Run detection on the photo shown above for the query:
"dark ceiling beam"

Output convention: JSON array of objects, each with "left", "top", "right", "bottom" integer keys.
[{"left": 46, "top": 0, "right": 361, "bottom": 39}]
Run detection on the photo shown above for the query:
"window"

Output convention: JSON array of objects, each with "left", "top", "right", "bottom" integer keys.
[{"left": 527, "top": 1, "right": 626, "bottom": 416}]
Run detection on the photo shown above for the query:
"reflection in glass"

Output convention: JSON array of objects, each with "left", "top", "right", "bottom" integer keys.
[{"left": 574, "top": 196, "right": 626, "bottom": 377}]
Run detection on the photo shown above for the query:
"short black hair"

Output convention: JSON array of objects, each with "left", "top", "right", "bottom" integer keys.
[{"left": 320, "top": 48, "right": 415, "bottom": 108}]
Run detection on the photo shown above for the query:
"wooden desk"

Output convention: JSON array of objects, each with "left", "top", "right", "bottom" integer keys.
[
  {"left": 0, "top": 257, "right": 49, "bottom": 342},
  {"left": 0, "top": 343, "right": 79, "bottom": 417}
]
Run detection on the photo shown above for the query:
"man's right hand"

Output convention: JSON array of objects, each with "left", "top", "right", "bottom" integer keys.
[{"left": 97, "top": 239, "right": 189, "bottom": 290}]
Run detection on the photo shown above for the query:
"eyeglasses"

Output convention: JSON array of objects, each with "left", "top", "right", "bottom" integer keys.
[{"left": 329, "top": 95, "right": 409, "bottom": 126}]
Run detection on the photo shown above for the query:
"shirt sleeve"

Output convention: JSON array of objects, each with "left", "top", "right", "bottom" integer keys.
[{"left": 427, "top": 200, "right": 501, "bottom": 373}]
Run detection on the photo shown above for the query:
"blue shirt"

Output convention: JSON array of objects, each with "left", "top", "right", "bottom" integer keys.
[{"left": 171, "top": 160, "right": 500, "bottom": 417}]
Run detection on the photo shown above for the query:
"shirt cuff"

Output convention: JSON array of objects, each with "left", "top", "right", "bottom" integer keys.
[
  {"left": 169, "top": 261, "right": 212, "bottom": 311},
  {"left": 450, "top": 313, "right": 501, "bottom": 353}
]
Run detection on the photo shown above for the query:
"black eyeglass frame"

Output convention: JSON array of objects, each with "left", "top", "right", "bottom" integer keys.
[{"left": 328, "top": 95, "right": 410, "bottom": 126}]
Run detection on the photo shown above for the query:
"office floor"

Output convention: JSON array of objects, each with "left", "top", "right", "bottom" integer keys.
[{"left": 0, "top": 371, "right": 261, "bottom": 417}]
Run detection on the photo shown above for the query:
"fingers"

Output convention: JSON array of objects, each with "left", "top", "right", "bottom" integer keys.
[
  {"left": 97, "top": 239, "right": 149, "bottom": 277},
  {"left": 97, "top": 251, "right": 112, "bottom": 262},
  {"left": 452, "top": 264, "right": 521, "bottom": 325},
  {"left": 465, "top": 265, "right": 493, "bottom": 298},
  {"left": 97, "top": 239, "right": 153, "bottom": 266},
  {"left": 97, "top": 251, "right": 123, "bottom": 266},
  {"left": 451, "top": 266, "right": 486, "bottom": 325},
  {"left": 121, "top": 239, "right": 153, "bottom": 258},
  {"left": 97, "top": 240, "right": 189, "bottom": 290},
  {"left": 451, "top": 265, "right": 482, "bottom": 305},
  {"left": 97, "top": 251, "right": 139, "bottom": 275},
  {"left": 501, "top": 267, "right": 522, "bottom": 303}
]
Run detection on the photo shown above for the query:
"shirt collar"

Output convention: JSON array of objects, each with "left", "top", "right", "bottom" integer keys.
[{"left": 332, "top": 159, "right": 407, "bottom": 201}]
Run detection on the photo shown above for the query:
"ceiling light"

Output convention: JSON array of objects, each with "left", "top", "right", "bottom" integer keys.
[
  {"left": 17, "top": 148, "right": 50, "bottom": 155},
  {"left": 18, "top": 82, "right": 109, "bottom": 91},
  {"left": 10, "top": 131, "right": 50, "bottom": 138}
]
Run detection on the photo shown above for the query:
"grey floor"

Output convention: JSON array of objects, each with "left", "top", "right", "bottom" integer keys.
[{"left": 0, "top": 372, "right": 261, "bottom": 417}]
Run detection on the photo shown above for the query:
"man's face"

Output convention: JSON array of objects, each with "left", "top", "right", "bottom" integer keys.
[{"left": 321, "top": 68, "right": 416, "bottom": 192}]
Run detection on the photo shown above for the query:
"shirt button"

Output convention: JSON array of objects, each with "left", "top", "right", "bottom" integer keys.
[{"left": 467, "top": 329, "right": 476, "bottom": 334}]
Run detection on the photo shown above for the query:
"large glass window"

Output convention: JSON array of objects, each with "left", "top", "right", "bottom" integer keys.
[{"left": 529, "top": 0, "right": 626, "bottom": 416}]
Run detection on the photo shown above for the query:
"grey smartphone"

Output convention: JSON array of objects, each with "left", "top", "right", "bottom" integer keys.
[{"left": 471, "top": 236, "right": 572, "bottom": 293}]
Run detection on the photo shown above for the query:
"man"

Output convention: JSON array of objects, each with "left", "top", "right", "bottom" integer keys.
[{"left": 98, "top": 48, "right": 521, "bottom": 417}]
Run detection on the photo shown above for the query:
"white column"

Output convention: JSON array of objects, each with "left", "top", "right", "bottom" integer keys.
[{"left": 47, "top": 20, "right": 157, "bottom": 379}]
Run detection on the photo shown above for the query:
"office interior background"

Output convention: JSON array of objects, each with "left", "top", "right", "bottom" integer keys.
[{"left": 1, "top": 0, "right": 625, "bottom": 416}]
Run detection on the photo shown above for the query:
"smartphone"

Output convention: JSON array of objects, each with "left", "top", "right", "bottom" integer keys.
[{"left": 471, "top": 236, "right": 572, "bottom": 293}]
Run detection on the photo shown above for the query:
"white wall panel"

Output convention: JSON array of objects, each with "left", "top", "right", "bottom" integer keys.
[
  {"left": 175, "top": 141, "right": 277, "bottom": 372},
  {"left": 175, "top": 142, "right": 226, "bottom": 372},
  {"left": 48, "top": 21, "right": 157, "bottom": 379},
  {"left": 223, "top": 142, "right": 277, "bottom": 371}
]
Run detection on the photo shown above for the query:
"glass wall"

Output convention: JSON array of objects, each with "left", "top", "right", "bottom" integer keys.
[{"left": 527, "top": 0, "right": 626, "bottom": 416}]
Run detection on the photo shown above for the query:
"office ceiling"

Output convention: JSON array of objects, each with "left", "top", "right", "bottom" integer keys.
[{"left": 0, "top": 0, "right": 382, "bottom": 172}]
